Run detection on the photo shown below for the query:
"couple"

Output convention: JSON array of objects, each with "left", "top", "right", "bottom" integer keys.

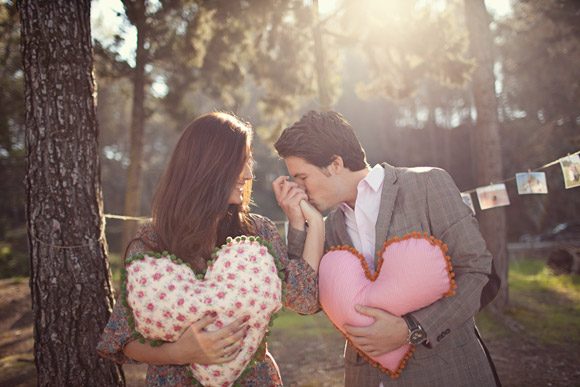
[{"left": 98, "top": 111, "right": 500, "bottom": 386}]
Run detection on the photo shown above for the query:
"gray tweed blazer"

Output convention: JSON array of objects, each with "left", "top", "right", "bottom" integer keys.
[{"left": 287, "top": 163, "right": 497, "bottom": 386}]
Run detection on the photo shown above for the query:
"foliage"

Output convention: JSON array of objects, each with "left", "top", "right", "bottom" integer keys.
[
  {"left": 339, "top": 0, "right": 473, "bottom": 100},
  {"left": 94, "top": 1, "right": 326, "bottom": 247},
  {"left": 0, "top": 0, "right": 579, "bottom": 256},
  {"left": 0, "top": 2, "right": 26, "bottom": 273},
  {"left": 495, "top": 0, "right": 580, "bottom": 236},
  {"left": 496, "top": 0, "right": 580, "bottom": 122},
  {"left": 0, "top": 1, "right": 23, "bottom": 153},
  {"left": 0, "top": 227, "right": 29, "bottom": 279},
  {"left": 159, "top": 0, "right": 324, "bottom": 139},
  {"left": 95, "top": 0, "right": 326, "bottom": 136}
]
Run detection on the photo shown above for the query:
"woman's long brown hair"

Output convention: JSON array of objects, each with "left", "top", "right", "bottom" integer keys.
[{"left": 151, "top": 112, "right": 254, "bottom": 271}]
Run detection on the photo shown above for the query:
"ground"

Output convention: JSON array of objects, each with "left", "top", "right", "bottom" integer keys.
[{"left": 1, "top": 261, "right": 579, "bottom": 386}]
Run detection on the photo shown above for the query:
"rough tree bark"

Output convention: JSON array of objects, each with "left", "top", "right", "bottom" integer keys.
[
  {"left": 20, "top": 0, "right": 125, "bottom": 385},
  {"left": 464, "top": 0, "right": 508, "bottom": 310}
]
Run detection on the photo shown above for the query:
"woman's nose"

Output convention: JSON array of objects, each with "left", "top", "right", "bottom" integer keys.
[{"left": 242, "top": 163, "right": 253, "bottom": 180}]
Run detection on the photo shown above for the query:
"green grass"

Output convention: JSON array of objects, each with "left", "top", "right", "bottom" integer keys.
[
  {"left": 271, "top": 309, "right": 338, "bottom": 338},
  {"left": 487, "top": 258, "right": 580, "bottom": 346},
  {"left": 509, "top": 259, "right": 580, "bottom": 302},
  {"left": 107, "top": 252, "right": 123, "bottom": 288},
  {"left": 476, "top": 309, "right": 511, "bottom": 339}
]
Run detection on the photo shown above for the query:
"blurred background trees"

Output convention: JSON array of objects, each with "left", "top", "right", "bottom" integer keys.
[
  {"left": 1, "top": 0, "right": 579, "bottom": 282},
  {"left": 0, "top": 0, "right": 27, "bottom": 277}
]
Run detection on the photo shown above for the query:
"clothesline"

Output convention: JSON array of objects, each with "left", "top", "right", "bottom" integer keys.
[
  {"left": 34, "top": 150, "right": 578, "bottom": 250},
  {"left": 459, "top": 150, "right": 579, "bottom": 194},
  {"left": 104, "top": 150, "right": 579, "bottom": 221},
  {"left": 104, "top": 213, "right": 288, "bottom": 226}
]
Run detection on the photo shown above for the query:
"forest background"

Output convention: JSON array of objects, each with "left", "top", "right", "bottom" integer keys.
[
  {"left": 2, "top": 0, "right": 578, "bottom": 277},
  {"left": 0, "top": 0, "right": 579, "bottom": 385}
]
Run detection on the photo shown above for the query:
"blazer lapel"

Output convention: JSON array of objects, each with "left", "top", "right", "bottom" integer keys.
[
  {"left": 374, "top": 163, "right": 398, "bottom": 266},
  {"left": 327, "top": 208, "right": 354, "bottom": 247}
]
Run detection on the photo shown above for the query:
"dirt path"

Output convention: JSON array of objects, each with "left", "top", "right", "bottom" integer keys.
[{"left": 1, "top": 279, "right": 579, "bottom": 386}]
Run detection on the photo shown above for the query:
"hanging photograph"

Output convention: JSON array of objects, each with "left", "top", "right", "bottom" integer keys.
[
  {"left": 515, "top": 172, "right": 548, "bottom": 194},
  {"left": 560, "top": 154, "right": 580, "bottom": 189},
  {"left": 476, "top": 183, "right": 510, "bottom": 210},
  {"left": 461, "top": 192, "right": 476, "bottom": 214}
]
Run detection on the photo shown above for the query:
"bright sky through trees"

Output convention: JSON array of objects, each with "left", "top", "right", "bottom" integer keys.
[
  {"left": 91, "top": 0, "right": 512, "bottom": 97},
  {"left": 92, "top": 0, "right": 512, "bottom": 60}
]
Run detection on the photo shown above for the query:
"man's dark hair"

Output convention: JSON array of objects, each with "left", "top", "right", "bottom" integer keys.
[{"left": 274, "top": 111, "right": 367, "bottom": 171}]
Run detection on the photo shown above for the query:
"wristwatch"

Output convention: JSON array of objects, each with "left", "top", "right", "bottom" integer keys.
[{"left": 403, "top": 314, "right": 427, "bottom": 345}]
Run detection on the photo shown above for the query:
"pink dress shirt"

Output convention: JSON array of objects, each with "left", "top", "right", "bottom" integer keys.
[
  {"left": 341, "top": 164, "right": 387, "bottom": 387},
  {"left": 340, "top": 164, "right": 385, "bottom": 271}
]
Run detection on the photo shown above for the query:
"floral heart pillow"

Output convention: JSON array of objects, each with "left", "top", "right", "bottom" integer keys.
[
  {"left": 122, "top": 236, "right": 283, "bottom": 387},
  {"left": 318, "top": 232, "right": 456, "bottom": 379}
]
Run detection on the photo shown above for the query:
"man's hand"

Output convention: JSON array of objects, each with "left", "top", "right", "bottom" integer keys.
[
  {"left": 272, "top": 176, "right": 308, "bottom": 230},
  {"left": 343, "top": 305, "right": 409, "bottom": 357}
]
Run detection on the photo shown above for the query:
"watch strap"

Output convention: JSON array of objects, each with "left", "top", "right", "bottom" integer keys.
[
  {"left": 403, "top": 314, "right": 419, "bottom": 331},
  {"left": 403, "top": 314, "right": 427, "bottom": 345}
]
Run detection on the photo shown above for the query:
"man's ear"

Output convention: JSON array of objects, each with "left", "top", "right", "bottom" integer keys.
[{"left": 327, "top": 155, "right": 345, "bottom": 175}]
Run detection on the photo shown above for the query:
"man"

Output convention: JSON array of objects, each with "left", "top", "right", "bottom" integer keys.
[{"left": 272, "top": 111, "right": 499, "bottom": 386}]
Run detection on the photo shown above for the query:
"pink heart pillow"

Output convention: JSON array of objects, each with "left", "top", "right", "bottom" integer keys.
[
  {"left": 122, "top": 236, "right": 283, "bottom": 387},
  {"left": 319, "top": 232, "right": 456, "bottom": 379}
]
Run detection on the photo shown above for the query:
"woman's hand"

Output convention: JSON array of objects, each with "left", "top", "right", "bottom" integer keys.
[
  {"left": 299, "top": 199, "right": 323, "bottom": 228},
  {"left": 166, "top": 314, "right": 249, "bottom": 365},
  {"left": 299, "top": 200, "right": 324, "bottom": 273},
  {"left": 124, "top": 314, "right": 249, "bottom": 366}
]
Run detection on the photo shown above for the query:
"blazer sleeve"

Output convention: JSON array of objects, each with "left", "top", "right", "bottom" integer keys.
[
  {"left": 411, "top": 168, "right": 493, "bottom": 348},
  {"left": 253, "top": 215, "right": 320, "bottom": 314},
  {"left": 96, "top": 238, "right": 148, "bottom": 364}
]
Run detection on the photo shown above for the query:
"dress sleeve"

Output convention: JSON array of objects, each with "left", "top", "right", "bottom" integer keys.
[
  {"left": 252, "top": 214, "right": 320, "bottom": 314},
  {"left": 96, "top": 238, "right": 148, "bottom": 364},
  {"left": 287, "top": 226, "right": 307, "bottom": 260}
]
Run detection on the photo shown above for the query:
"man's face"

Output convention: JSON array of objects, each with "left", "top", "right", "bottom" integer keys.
[{"left": 284, "top": 156, "right": 342, "bottom": 212}]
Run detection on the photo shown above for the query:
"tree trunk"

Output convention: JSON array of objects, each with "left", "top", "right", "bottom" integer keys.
[
  {"left": 464, "top": 0, "right": 508, "bottom": 310},
  {"left": 425, "top": 84, "right": 442, "bottom": 167},
  {"left": 312, "top": 0, "right": 331, "bottom": 110},
  {"left": 121, "top": 3, "right": 147, "bottom": 250},
  {"left": 20, "top": 1, "right": 125, "bottom": 385}
]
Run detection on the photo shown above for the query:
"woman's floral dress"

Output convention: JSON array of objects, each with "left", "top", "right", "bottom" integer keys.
[{"left": 97, "top": 214, "right": 319, "bottom": 386}]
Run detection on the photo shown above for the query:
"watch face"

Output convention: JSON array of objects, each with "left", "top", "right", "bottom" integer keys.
[{"left": 410, "top": 330, "right": 427, "bottom": 344}]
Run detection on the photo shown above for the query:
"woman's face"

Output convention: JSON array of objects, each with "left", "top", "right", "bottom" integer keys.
[{"left": 228, "top": 150, "right": 254, "bottom": 205}]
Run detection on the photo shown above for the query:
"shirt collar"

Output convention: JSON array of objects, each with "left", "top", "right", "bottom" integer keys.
[
  {"left": 361, "top": 164, "right": 385, "bottom": 193},
  {"left": 339, "top": 164, "right": 384, "bottom": 212}
]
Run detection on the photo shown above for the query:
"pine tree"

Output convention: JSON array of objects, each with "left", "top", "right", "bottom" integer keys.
[
  {"left": 20, "top": 0, "right": 124, "bottom": 384},
  {"left": 464, "top": 0, "right": 507, "bottom": 309}
]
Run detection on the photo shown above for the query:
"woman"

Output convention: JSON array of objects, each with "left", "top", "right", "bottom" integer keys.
[{"left": 97, "top": 112, "right": 324, "bottom": 386}]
